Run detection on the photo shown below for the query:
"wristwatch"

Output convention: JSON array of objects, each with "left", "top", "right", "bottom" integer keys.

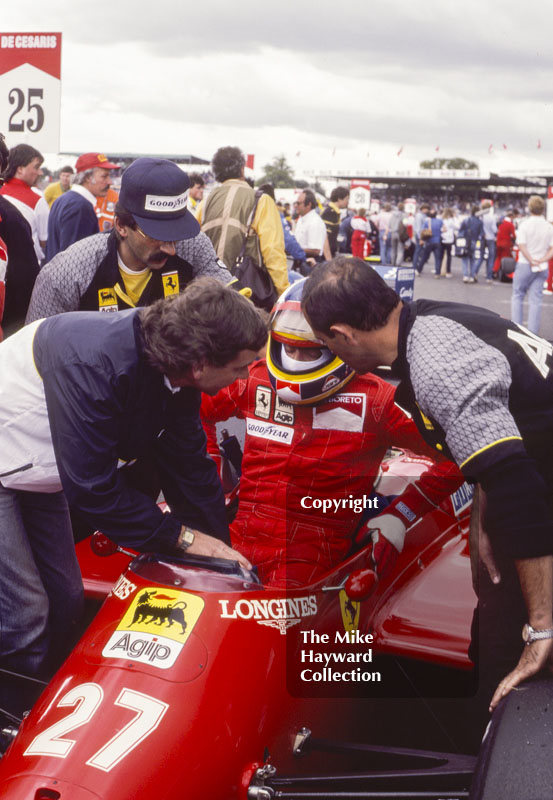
[
  {"left": 522, "top": 623, "right": 553, "bottom": 645},
  {"left": 177, "top": 526, "right": 195, "bottom": 552}
]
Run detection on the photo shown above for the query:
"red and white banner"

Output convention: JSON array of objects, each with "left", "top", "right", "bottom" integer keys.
[
  {"left": 0, "top": 32, "right": 61, "bottom": 153},
  {"left": 350, "top": 179, "right": 370, "bottom": 210}
]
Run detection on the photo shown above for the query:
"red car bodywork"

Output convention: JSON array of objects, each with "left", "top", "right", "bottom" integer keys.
[{"left": 0, "top": 453, "right": 476, "bottom": 799}]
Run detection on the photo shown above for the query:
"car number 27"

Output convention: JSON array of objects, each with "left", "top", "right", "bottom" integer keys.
[{"left": 23, "top": 682, "right": 168, "bottom": 772}]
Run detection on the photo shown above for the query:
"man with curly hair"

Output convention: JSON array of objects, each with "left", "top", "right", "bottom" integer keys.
[{"left": 0, "top": 279, "right": 265, "bottom": 698}]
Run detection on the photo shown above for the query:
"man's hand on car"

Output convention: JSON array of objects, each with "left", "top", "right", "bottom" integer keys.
[{"left": 178, "top": 528, "right": 252, "bottom": 571}]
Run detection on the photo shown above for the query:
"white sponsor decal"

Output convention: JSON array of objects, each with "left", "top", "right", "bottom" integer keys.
[
  {"left": 255, "top": 386, "right": 272, "bottom": 419},
  {"left": 397, "top": 268, "right": 415, "bottom": 281},
  {"left": 451, "top": 482, "right": 474, "bottom": 517},
  {"left": 247, "top": 417, "right": 294, "bottom": 444},
  {"left": 274, "top": 396, "right": 295, "bottom": 425},
  {"left": 102, "top": 631, "right": 182, "bottom": 669},
  {"left": 110, "top": 575, "right": 138, "bottom": 601},
  {"left": 219, "top": 595, "right": 317, "bottom": 634},
  {"left": 395, "top": 501, "right": 416, "bottom": 523},
  {"left": 313, "top": 393, "right": 366, "bottom": 432},
  {"left": 144, "top": 190, "right": 189, "bottom": 213}
]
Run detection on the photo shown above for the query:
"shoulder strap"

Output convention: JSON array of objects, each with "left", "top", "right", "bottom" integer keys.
[{"left": 237, "top": 190, "right": 263, "bottom": 260}]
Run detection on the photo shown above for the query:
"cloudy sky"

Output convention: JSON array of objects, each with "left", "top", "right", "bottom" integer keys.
[{"left": 3, "top": 0, "right": 553, "bottom": 178}]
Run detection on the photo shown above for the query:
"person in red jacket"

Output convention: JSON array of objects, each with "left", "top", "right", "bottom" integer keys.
[
  {"left": 493, "top": 211, "right": 517, "bottom": 274},
  {"left": 350, "top": 208, "right": 370, "bottom": 258},
  {"left": 202, "top": 279, "right": 463, "bottom": 588}
]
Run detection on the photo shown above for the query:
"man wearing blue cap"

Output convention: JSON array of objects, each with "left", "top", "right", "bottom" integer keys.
[{"left": 27, "top": 158, "right": 231, "bottom": 320}]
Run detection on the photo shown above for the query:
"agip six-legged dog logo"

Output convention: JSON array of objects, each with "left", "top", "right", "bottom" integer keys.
[
  {"left": 130, "top": 589, "right": 188, "bottom": 635},
  {"left": 102, "top": 587, "right": 204, "bottom": 669}
]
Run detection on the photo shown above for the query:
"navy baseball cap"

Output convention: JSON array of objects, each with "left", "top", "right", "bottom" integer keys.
[{"left": 119, "top": 157, "right": 200, "bottom": 241}]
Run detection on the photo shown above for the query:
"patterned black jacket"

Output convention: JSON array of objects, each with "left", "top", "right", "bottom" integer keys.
[
  {"left": 27, "top": 231, "right": 231, "bottom": 320},
  {"left": 392, "top": 299, "right": 553, "bottom": 559}
]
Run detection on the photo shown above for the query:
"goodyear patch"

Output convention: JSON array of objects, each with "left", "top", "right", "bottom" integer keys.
[
  {"left": 339, "top": 589, "right": 360, "bottom": 634},
  {"left": 162, "top": 271, "right": 179, "bottom": 296},
  {"left": 102, "top": 587, "right": 204, "bottom": 669}
]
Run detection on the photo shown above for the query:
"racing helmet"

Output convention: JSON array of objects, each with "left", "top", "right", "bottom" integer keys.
[{"left": 266, "top": 279, "right": 354, "bottom": 404}]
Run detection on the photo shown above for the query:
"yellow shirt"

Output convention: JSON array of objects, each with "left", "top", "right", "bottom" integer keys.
[{"left": 117, "top": 257, "right": 152, "bottom": 306}]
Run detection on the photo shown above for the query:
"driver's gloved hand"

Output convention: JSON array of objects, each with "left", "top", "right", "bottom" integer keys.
[{"left": 356, "top": 514, "right": 407, "bottom": 579}]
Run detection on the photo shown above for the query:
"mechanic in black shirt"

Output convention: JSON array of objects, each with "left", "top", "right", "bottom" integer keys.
[
  {"left": 302, "top": 255, "right": 553, "bottom": 714},
  {"left": 321, "top": 186, "right": 350, "bottom": 255}
]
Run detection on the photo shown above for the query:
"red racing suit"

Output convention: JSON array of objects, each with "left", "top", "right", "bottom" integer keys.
[{"left": 201, "top": 360, "right": 463, "bottom": 587}]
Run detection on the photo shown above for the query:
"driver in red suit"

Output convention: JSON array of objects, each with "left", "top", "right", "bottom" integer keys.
[{"left": 202, "top": 279, "right": 464, "bottom": 587}]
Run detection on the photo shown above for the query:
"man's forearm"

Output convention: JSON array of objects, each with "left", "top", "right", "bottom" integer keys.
[{"left": 515, "top": 555, "right": 553, "bottom": 628}]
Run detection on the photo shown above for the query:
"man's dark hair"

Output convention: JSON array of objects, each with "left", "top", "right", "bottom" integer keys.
[
  {"left": 113, "top": 202, "right": 137, "bottom": 240},
  {"left": 302, "top": 256, "right": 400, "bottom": 335},
  {"left": 140, "top": 277, "right": 268, "bottom": 376},
  {"left": 301, "top": 189, "right": 317, "bottom": 211},
  {"left": 471, "top": 204, "right": 479, "bottom": 215},
  {"left": 2, "top": 143, "right": 43, "bottom": 181},
  {"left": 0, "top": 133, "right": 9, "bottom": 181},
  {"left": 258, "top": 182, "right": 275, "bottom": 200},
  {"left": 212, "top": 146, "right": 245, "bottom": 182},
  {"left": 330, "top": 186, "right": 350, "bottom": 203},
  {"left": 188, "top": 172, "right": 205, "bottom": 188},
  {"left": 59, "top": 165, "right": 74, "bottom": 175}
]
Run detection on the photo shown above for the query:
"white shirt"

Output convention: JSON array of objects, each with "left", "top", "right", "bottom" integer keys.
[
  {"left": 70, "top": 183, "right": 97, "bottom": 206},
  {"left": 32, "top": 189, "right": 50, "bottom": 244},
  {"left": 294, "top": 209, "right": 327, "bottom": 255},
  {"left": 516, "top": 215, "right": 553, "bottom": 270}
]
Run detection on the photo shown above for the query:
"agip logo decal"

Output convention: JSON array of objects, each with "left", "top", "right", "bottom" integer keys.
[
  {"left": 102, "top": 587, "right": 204, "bottom": 669},
  {"left": 98, "top": 287, "right": 118, "bottom": 312}
]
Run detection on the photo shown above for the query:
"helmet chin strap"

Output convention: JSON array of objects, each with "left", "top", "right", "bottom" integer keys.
[{"left": 281, "top": 345, "right": 328, "bottom": 373}]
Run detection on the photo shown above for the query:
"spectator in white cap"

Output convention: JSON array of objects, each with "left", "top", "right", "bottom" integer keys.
[
  {"left": 45, "top": 152, "right": 120, "bottom": 262},
  {"left": 27, "top": 158, "right": 232, "bottom": 321}
]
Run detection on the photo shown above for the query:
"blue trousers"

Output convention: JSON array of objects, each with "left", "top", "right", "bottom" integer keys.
[
  {"left": 511, "top": 261, "right": 546, "bottom": 334},
  {"left": 0, "top": 485, "right": 83, "bottom": 676}
]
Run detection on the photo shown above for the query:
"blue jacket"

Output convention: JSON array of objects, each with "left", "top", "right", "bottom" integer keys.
[
  {"left": 429, "top": 217, "right": 443, "bottom": 245},
  {"left": 280, "top": 213, "right": 306, "bottom": 261},
  {"left": 0, "top": 310, "right": 228, "bottom": 549},
  {"left": 46, "top": 189, "right": 100, "bottom": 263},
  {"left": 459, "top": 215, "right": 484, "bottom": 249}
]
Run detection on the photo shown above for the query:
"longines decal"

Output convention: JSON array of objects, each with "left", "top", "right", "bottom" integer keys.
[{"left": 219, "top": 595, "right": 317, "bottom": 635}]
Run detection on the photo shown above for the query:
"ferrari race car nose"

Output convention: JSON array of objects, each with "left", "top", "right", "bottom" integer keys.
[{"left": 0, "top": 775, "right": 102, "bottom": 799}]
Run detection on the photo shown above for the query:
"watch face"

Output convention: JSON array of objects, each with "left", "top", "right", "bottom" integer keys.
[{"left": 522, "top": 623, "right": 532, "bottom": 643}]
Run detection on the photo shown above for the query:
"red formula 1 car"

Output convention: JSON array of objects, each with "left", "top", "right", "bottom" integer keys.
[{"left": 0, "top": 452, "right": 547, "bottom": 799}]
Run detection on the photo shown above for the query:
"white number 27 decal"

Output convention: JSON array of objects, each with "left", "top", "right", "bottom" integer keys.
[{"left": 24, "top": 682, "right": 168, "bottom": 772}]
